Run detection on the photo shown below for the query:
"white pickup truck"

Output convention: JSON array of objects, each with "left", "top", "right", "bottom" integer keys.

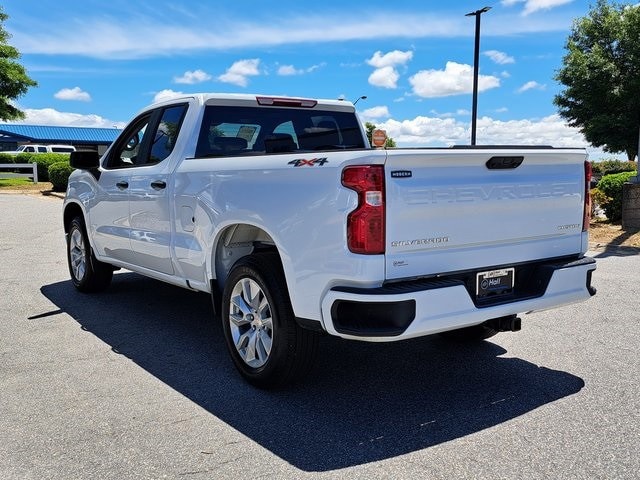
[{"left": 63, "top": 93, "right": 596, "bottom": 387}]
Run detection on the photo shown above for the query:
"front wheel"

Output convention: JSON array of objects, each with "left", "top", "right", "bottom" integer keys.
[
  {"left": 67, "top": 216, "right": 113, "bottom": 292},
  {"left": 221, "top": 253, "right": 318, "bottom": 388}
]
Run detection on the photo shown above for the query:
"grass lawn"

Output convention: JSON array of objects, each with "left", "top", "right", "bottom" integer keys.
[
  {"left": 0, "top": 178, "right": 35, "bottom": 187},
  {"left": 0, "top": 178, "right": 54, "bottom": 191}
]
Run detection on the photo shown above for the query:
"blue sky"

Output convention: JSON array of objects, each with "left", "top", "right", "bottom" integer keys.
[{"left": 3, "top": 0, "right": 609, "bottom": 153}]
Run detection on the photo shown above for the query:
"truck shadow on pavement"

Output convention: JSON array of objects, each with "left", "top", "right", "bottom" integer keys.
[{"left": 41, "top": 272, "right": 585, "bottom": 472}]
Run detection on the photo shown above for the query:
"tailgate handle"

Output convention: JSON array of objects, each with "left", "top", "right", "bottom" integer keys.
[{"left": 486, "top": 156, "right": 524, "bottom": 170}]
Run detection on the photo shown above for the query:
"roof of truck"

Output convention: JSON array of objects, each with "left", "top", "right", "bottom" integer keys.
[{"left": 148, "top": 93, "right": 355, "bottom": 110}]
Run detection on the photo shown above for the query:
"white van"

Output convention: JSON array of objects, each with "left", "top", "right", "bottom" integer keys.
[{"left": 5, "top": 144, "right": 76, "bottom": 154}]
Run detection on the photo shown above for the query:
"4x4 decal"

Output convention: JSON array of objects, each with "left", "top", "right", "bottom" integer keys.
[{"left": 288, "top": 157, "right": 328, "bottom": 167}]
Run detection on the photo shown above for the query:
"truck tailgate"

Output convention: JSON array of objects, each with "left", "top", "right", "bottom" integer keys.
[{"left": 384, "top": 148, "right": 588, "bottom": 281}]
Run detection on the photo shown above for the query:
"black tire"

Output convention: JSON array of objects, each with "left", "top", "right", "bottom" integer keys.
[
  {"left": 67, "top": 216, "right": 113, "bottom": 293},
  {"left": 439, "top": 323, "right": 499, "bottom": 342},
  {"left": 221, "top": 253, "right": 318, "bottom": 388}
]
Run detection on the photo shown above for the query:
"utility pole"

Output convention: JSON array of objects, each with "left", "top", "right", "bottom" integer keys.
[{"left": 465, "top": 6, "right": 491, "bottom": 146}]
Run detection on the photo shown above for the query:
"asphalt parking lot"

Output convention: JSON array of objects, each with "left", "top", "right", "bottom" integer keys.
[{"left": 1, "top": 193, "right": 638, "bottom": 480}]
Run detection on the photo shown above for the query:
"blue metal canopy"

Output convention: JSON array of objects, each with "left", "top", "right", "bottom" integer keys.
[{"left": 0, "top": 124, "right": 120, "bottom": 144}]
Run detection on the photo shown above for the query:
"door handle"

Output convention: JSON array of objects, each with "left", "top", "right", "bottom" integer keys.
[
  {"left": 116, "top": 181, "right": 129, "bottom": 189},
  {"left": 150, "top": 180, "right": 167, "bottom": 190}
]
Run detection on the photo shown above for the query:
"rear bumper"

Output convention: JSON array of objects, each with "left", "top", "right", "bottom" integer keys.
[{"left": 320, "top": 256, "right": 596, "bottom": 341}]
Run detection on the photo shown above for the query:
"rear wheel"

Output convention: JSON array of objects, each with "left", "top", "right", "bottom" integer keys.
[
  {"left": 67, "top": 216, "right": 113, "bottom": 292},
  {"left": 221, "top": 253, "right": 318, "bottom": 388}
]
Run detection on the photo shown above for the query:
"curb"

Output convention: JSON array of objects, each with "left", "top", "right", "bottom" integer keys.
[
  {"left": 0, "top": 189, "right": 65, "bottom": 199},
  {"left": 43, "top": 191, "right": 66, "bottom": 199}
]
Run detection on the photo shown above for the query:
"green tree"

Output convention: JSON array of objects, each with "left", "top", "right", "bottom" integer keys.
[
  {"left": 0, "top": 7, "right": 37, "bottom": 121},
  {"left": 364, "top": 121, "right": 397, "bottom": 148},
  {"left": 554, "top": 1, "right": 640, "bottom": 161},
  {"left": 365, "top": 122, "right": 376, "bottom": 144}
]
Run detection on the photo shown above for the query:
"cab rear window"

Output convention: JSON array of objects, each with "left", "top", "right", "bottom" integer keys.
[{"left": 195, "top": 106, "right": 365, "bottom": 157}]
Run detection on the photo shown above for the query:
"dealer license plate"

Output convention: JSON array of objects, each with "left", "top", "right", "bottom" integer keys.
[{"left": 476, "top": 268, "right": 515, "bottom": 298}]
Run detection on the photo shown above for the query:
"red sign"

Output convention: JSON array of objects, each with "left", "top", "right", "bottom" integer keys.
[{"left": 371, "top": 129, "right": 387, "bottom": 147}]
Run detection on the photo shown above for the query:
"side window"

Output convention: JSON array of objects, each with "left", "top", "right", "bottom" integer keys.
[
  {"left": 106, "top": 115, "right": 152, "bottom": 168},
  {"left": 149, "top": 105, "right": 187, "bottom": 164},
  {"left": 106, "top": 105, "right": 187, "bottom": 169},
  {"left": 25, "top": 146, "right": 35, "bottom": 152},
  {"left": 37, "top": 146, "right": 47, "bottom": 153}
]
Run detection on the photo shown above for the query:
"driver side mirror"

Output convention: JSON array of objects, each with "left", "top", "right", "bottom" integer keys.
[{"left": 70, "top": 151, "right": 100, "bottom": 170}]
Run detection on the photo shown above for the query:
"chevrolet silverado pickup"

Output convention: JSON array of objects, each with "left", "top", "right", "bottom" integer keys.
[{"left": 63, "top": 93, "right": 596, "bottom": 387}]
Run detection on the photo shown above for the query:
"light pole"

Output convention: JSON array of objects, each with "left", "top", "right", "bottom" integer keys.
[
  {"left": 465, "top": 6, "right": 491, "bottom": 146},
  {"left": 353, "top": 95, "right": 367, "bottom": 106}
]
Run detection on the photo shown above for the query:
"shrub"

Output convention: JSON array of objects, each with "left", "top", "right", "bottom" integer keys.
[
  {"left": 597, "top": 171, "right": 637, "bottom": 221},
  {"left": 0, "top": 152, "right": 15, "bottom": 164},
  {"left": 591, "top": 159, "right": 637, "bottom": 181},
  {"left": 15, "top": 152, "right": 35, "bottom": 164},
  {"left": 48, "top": 161, "right": 75, "bottom": 192},
  {"left": 590, "top": 188, "right": 611, "bottom": 216},
  {"left": 28, "top": 153, "right": 70, "bottom": 182}
]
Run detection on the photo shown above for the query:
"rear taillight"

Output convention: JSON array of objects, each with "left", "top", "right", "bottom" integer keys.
[
  {"left": 342, "top": 165, "right": 385, "bottom": 254},
  {"left": 583, "top": 161, "right": 592, "bottom": 232}
]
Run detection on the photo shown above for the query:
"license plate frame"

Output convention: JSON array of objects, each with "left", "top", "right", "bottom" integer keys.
[{"left": 476, "top": 268, "right": 515, "bottom": 298}]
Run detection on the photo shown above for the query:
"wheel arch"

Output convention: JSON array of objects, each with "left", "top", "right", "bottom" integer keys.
[
  {"left": 210, "top": 223, "right": 283, "bottom": 293},
  {"left": 63, "top": 201, "right": 86, "bottom": 233},
  {"left": 63, "top": 201, "right": 101, "bottom": 260}
]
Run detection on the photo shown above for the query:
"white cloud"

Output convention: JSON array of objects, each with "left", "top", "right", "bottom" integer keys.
[
  {"left": 278, "top": 65, "right": 302, "bottom": 76},
  {"left": 483, "top": 50, "right": 515, "bottom": 65},
  {"left": 457, "top": 109, "right": 471, "bottom": 115},
  {"left": 501, "top": 70, "right": 512, "bottom": 78},
  {"left": 153, "top": 89, "right": 188, "bottom": 103},
  {"left": 368, "top": 66, "right": 400, "bottom": 89},
  {"left": 366, "top": 50, "right": 413, "bottom": 90},
  {"left": 502, "top": 0, "right": 573, "bottom": 16},
  {"left": 359, "top": 106, "right": 391, "bottom": 122},
  {"left": 409, "top": 62, "right": 500, "bottom": 98},
  {"left": 474, "top": 114, "right": 584, "bottom": 146},
  {"left": 517, "top": 80, "right": 546, "bottom": 93},
  {"left": 524, "top": 0, "right": 573, "bottom": 15},
  {"left": 174, "top": 69, "right": 212, "bottom": 84},
  {"left": 366, "top": 50, "right": 413, "bottom": 68},
  {"left": 495, "top": 107, "right": 509, "bottom": 113},
  {"left": 429, "top": 109, "right": 455, "bottom": 119},
  {"left": 376, "top": 113, "right": 588, "bottom": 148},
  {"left": 277, "top": 63, "right": 325, "bottom": 76},
  {"left": 218, "top": 59, "right": 260, "bottom": 87},
  {"left": 54, "top": 87, "right": 91, "bottom": 102},
  {"left": 378, "top": 116, "right": 467, "bottom": 145},
  {"left": 11, "top": 12, "right": 571, "bottom": 60},
  {"left": 10, "top": 108, "right": 125, "bottom": 128}
]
